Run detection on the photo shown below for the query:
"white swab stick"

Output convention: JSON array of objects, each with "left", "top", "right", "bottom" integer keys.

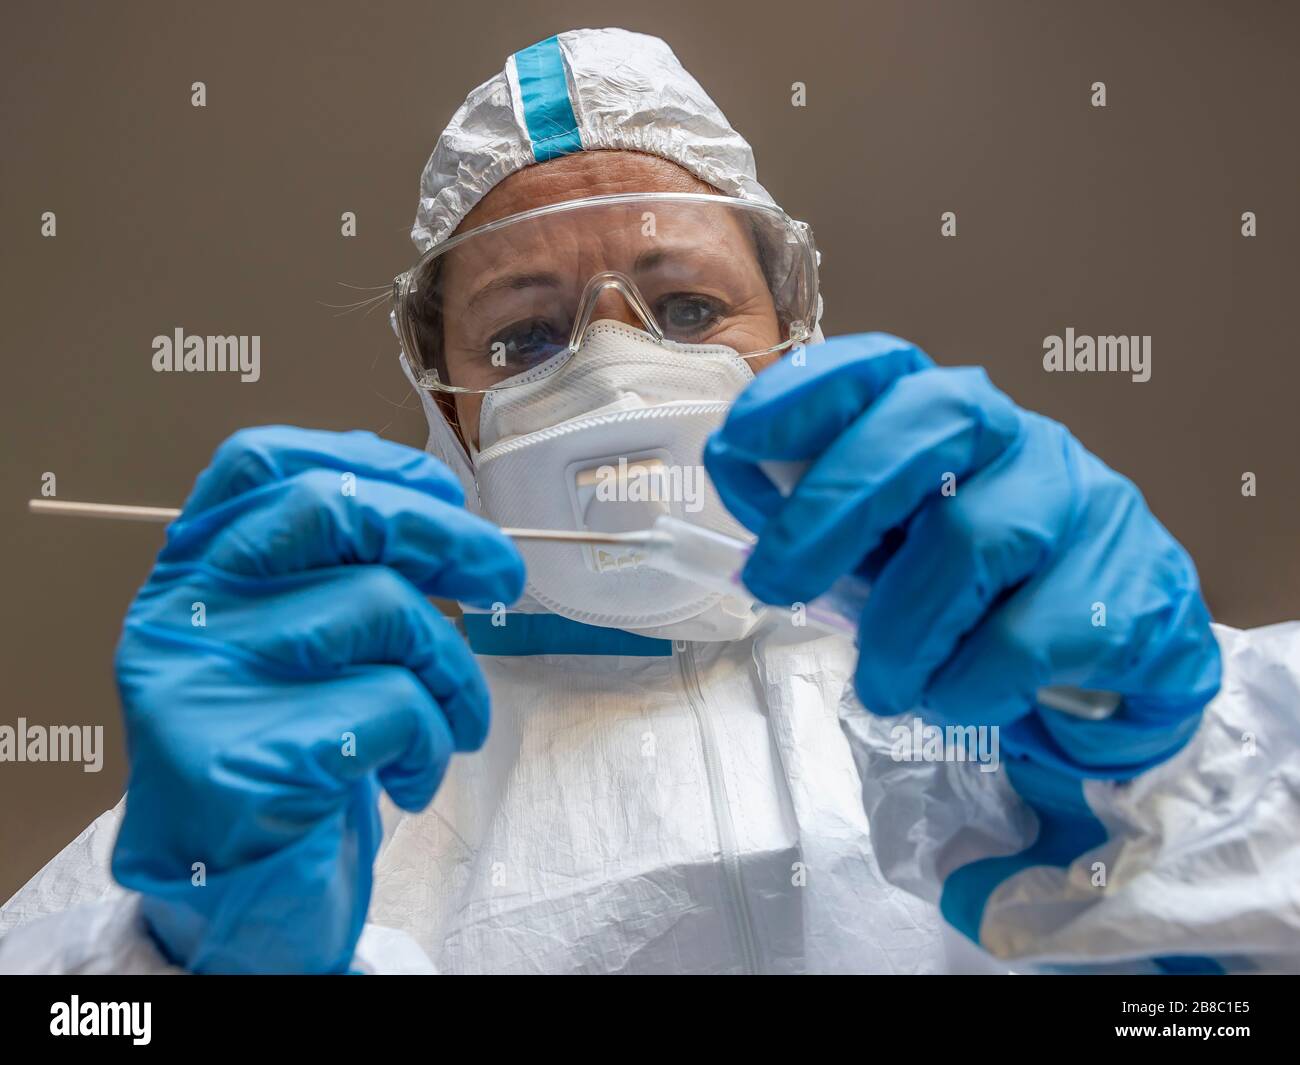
[{"left": 28, "top": 499, "right": 182, "bottom": 523}]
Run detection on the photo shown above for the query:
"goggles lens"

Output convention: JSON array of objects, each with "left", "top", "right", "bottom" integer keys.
[{"left": 395, "top": 194, "right": 818, "bottom": 392}]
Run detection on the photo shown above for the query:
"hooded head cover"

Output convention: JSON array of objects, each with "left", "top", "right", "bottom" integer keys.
[
  {"left": 410, "top": 27, "right": 776, "bottom": 253},
  {"left": 406, "top": 27, "right": 786, "bottom": 510}
]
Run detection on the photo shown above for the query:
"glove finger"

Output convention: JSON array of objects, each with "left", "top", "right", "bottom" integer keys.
[
  {"left": 923, "top": 492, "right": 1220, "bottom": 757},
  {"left": 184, "top": 426, "right": 465, "bottom": 515},
  {"left": 743, "top": 367, "right": 1023, "bottom": 604},
  {"left": 322, "top": 666, "right": 457, "bottom": 810},
  {"left": 928, "top": 452, "right": 1221, "bottom": 771},
  {"left": 718, "top": 333, "right": 933, "bottom": 460},
  {"left": 166, "top": 469, "right": 524, "bottom": 607},
  {"left": 923, "top": 582, "right": 1211, "bottom": 774},
  {"left": 204, "top": 565, "right": 495, "bottom": 751},
  {"left": 705, "top": 334, "right": 932, "bottom": 531},
  {"left": 211, "top": 667, "right": 457, "bottom": 825},
  {"left": 377, "top": 700, "right": 456, "bottom": 812},
  {"left": 701, "top": 437, "right": 785, "bottom": 533},
  {"left": 853, "top": 427, "right": 1073, "bottom": 715}
]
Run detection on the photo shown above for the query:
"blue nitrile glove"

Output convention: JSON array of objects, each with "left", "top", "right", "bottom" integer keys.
[
  {"left": 704, "top": 334, "right": 1221, "bottom": 779},
  {"left": 110, "top": 427, "right": 524, "bottom": 973}
]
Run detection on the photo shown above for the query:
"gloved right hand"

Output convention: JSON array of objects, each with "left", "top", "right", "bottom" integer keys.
[{"left": 109, "top": 426, "right": 524, "bottom": 974}]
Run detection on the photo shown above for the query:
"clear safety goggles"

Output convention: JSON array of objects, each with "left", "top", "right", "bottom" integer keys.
[{"left": 392, "top": 193, "right": 819, "bottom": 393}]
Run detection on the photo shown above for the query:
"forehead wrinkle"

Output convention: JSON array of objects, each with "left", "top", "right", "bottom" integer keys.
[{"left": 459, "top": 220, "right": 629, "bottom": 305}]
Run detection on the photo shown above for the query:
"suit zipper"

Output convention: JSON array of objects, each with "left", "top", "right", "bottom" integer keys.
[{"left": 675, "top": 639, "right": 762, "bottom": 974}]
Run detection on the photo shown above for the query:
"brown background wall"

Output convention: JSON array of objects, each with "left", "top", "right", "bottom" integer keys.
[{"left": 2, "top": 0, "right": 1296, "bottom": 901}]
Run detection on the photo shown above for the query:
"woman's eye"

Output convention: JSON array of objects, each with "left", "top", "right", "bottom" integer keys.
[
  {"left": 657, "top": 294, "right": 725, "bottom": 337},
  {"left": 489, "top": 319, "right": 567, "bottom": 367}
]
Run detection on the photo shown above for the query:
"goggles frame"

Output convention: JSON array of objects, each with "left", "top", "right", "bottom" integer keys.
[{"left": 392, "top": 192, "right": 819, "bottom": 394}]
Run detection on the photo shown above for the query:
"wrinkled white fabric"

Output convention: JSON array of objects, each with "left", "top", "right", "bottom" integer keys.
[
  {"left": 367, "top": 624, "right": 947, "bottom": 973},
  {"left": 0, "top": 799, "right": 129, "bottom": 934},
  {"left": 0, "top": 844, "right": 436, "bottom": 975},
  {"left": 845, "top": 621, "right": 1300, "bottom": 973},
  {"left": 411, "top": 28, "right": 774, "bottom": 253},
  {"left": 0, "top": 893, "right": 184, "bottom": 975},
  {"left": 0, "top": 625, "right": 954, "bottom": 974},
  {"left": 4, "top": 620, "right": 1297, "bottom": 973}
]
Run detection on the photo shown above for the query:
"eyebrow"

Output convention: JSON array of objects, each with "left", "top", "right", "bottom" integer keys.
[
  {"left": 633, "top": 247, "right": 674, "bottom": 273},
  {"left": 468, "top": 271, "right": 563, "bottom": 310},
  {"left": 634, "top": 245, "right": 726, "bottom": 273}
]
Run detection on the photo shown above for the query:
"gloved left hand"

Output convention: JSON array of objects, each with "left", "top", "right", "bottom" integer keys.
[
  {"left": 110, "top": 427, "right": 524, "bottom": 973},
  {"left": 704, "top": 333, "right": 1222, "bottom": 778}
]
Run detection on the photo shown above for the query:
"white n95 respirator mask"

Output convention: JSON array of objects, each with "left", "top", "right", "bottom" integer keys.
[{"left": 470, "top": 321, "right": 761, "bottom": 640}]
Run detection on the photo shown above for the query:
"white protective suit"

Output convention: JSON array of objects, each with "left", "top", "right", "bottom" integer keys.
[{"left": 3, "top": 27, "right": 1298, "bottom": 975}]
